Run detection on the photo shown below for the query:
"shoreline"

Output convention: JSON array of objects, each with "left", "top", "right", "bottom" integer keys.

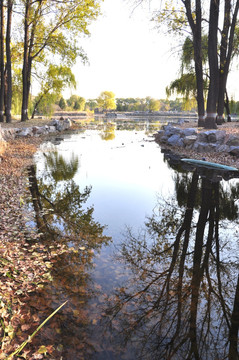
[{"left": 154, "top": 120, "right": 239, "bottom": 169}]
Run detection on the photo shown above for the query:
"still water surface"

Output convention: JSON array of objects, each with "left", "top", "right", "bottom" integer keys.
[{"left": 29, "top": 123, "right": 239, "bottom": 359}]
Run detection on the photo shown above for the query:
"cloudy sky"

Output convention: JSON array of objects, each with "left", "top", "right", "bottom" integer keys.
[{"left": 69, "top": 0, "right": 239, "bottom": 101}]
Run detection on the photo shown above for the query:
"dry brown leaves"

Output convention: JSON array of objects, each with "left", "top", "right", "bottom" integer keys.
[{"left": 0, "top": 134, "right": 68, "bottom": 359}]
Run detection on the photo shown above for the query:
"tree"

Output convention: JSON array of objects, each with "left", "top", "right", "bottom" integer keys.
[
  {"left": 85, "top": 99, "right": 97, "bottom": 111},
  {"left": 59, "top": 97, "right": 66, "bottom": 110},
  {"left": 67, "top": 94, "right": 85, "bottom": 111},
  {"left": 0, "top": 1, "right": 4, "bottom": 122},
  {"left": 5, "top": 0, "right": 13, "bottom": 123},
  {"left": 144, "top": 0, "right": 239, "bottom": 128},
  {"left": 31, "top": 64, "right": 76, "bottom": 118},
  {"left": 146, "top": 96, "right": 161, "bottom": 111},
  {"left": 166, "top": 35, "right": 208, "bottom": 112},
  {"left": 97, "top": 91, "right": 116, "bottom": 111},
  {"left": 73, "top": 97, "right": 85, "bottom": 110},
  {"left": 20, "top": 0, "right": 101, "bottom": 121}
]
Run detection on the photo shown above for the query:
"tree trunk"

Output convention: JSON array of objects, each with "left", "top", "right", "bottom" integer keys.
[
  {"left": 5, "top": 0, "right": 13, "bottom": 123},
  {"left": 183, "top": 0, "right": 205, "bottom": 127},
  {"left": 0, "top": 1, "right": 4, "bottom": 122},
  {"left": 31, "top": 93, "right": 44, "bottom": 119},
  {"left": 194, "top": 0, "right": 205, "bottom": 127},
  {"left": 205, "top": 0, "right": 220, "bottom": 129},
  {"left": 217, "top": 0, "right": 239, "bottom": 123},
  {"left": 224, "top": 89, "right": 231, "bottom": 122},
  {"left": 21, "top": 0, "right": 30, "bottom": 122},
  {"left": 229, "top": 273, "right": 239, "bottom": 360}
]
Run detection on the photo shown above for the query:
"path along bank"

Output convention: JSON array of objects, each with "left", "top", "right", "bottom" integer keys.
[{"left": 0, "top": 118, "right": 76, "bottom": 359}]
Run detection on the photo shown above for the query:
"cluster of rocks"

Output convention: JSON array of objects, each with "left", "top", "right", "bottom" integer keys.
[
  {"left": 0, "top": 118, "right": 72, "bottom": 142},
  {"left": 155, "top": 123, "right": 239, "bottom": 157}
]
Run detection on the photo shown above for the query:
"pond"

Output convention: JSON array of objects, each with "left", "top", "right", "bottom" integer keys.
[{"left": 28, "top": 120, "right": 239, "bottom": 359}]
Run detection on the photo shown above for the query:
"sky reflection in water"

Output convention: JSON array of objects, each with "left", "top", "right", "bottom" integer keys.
[{"left": 29, "top": 125, "right": 239, "bottom": 359}]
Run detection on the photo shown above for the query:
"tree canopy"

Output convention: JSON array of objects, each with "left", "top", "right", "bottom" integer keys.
[
  {"left": 0, "top": 0, "right": 103, "bottom": 122},
  {"left": 97, "top": 91, "right": 117, "bottom": 111}
]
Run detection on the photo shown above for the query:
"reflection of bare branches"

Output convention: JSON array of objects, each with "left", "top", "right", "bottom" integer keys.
[
  {"left": 105, "top": 171, "right": 239, "bottom": 359},
  {"left": 229, "top": 274, "right": 239, "bottom": 360}
]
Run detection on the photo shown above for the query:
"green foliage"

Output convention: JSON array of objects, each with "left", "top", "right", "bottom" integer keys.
[
  {"left": 67, "top": 95, "right": 86, "bottom": 111},
  {"left": 59, "top": 97, "right": 66, "bottom": 110},
  {"left": 32, "top": 64, "right": 76, "bottom": 117},
  {"left": 85, "top": 99, "right": 98, "bottom": 111},
  {"left": 33, "top": 93, "right": 57, "bottom": 118},
  {"left": 166, "top": 35, "right": 208, "bottom": 111},
  {"left": 97, "top": 91, "right": 116, "bottom": 110},
  {"left": 115, "top": 97, "right": 188, "bottom": 112},
  {"left": 153, "top": 1, "right": 188, "bottom": 36},
  {"left": 8, "top": 0, "right": 103, "bottom": 118},
  {"left": 11, "top": 68, "right": 22, "bottom": 115}
]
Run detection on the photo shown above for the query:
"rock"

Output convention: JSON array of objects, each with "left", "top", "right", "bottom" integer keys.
[
  {"left": 229, "top": 146, "right": 239, "bottom": 157},
  {"left": 205, "top": 130, "right": 226, "bottom": 143},
  {"left": 17, "top": 127, "right": 33, "bottom": 137},
  {"left": 226, "top": 135, "right": 239, "bottom": 146},
  {"left": 49, "top": 119, "right": 58, "bottom": 127},
  {"left": 216, "top": 144, "right": 230, "bottom": 153},
  {"left": 164, "top": 125, "right": 182, "bottom": 138},
  {"left": 62, "top": 118, "right": 72, "bottom": 130},
  {"left": 48, "top": 126, "right": 57, "bottom": 133},
  {"left": 168, "top": 134, "right": 183, "bottom": 147},
  {"left": 50, "top": 118, "right": 72, "bottom": 131},
  {"left": 214, "top": 130, "right": 226, "bottom": 144},
  {"left": 2, "top": 128, "right": 18, "bottom": 140},
  {"left": 181, "top": 128, "right": 197, "bottom": 137},
  {"left": 183, "top": 135, "right": 197, "bottom": 147},
  {"left": 193, "top": 142, "right": 218, "bottom": 153},
  {"left": 197, "top": 132, "right": 208, "bottom": 142}
]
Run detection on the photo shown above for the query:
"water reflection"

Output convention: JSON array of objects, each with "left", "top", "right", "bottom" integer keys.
[
  {"left": 106, "top": 157, "right": 239, "bottom": 359},
  {"left": 100, "top": 124, "right": 116, "bottom": 141},
  {"left": 27, "top": 130, "right": 239, "bottom": 359},
  {"left": 27, "top": 152, "right": 110, "bottom": 359}
]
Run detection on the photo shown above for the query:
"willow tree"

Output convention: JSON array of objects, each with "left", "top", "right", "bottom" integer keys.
[
  {"left": 166, "top": 35, "right": 208, "bottom": 112},
  {"left": 31, "top": 64, "right": 76, "bottom": 119},
  {"left": 20, "top": 0, "right": 101, "bottom": 122}
]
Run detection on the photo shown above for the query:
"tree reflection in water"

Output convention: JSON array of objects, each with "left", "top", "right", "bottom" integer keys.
[
  {"left": 26, "top": 151, "right": 110, "bottom": 359},
  {"left": 106, "top": 158, "right": 239, "bottom": 360}
]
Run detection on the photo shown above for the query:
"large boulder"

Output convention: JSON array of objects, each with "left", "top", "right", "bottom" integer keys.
[
  {"left": 62, "top": 118, "right": 72, "bottom": 131},
  {"left": 164, "top": 124, "right": 182, "bottom": 138},
  {"left": 167, "top": 134, "right": 184, "bottom": 147},
  {"left": 206, "top": 130, "right": 226, "bottom": 144},
  {"left": 216, "top": 144, "right": 230, "bottom": 153},
  {"left": 197, "top": 132, "right": 208, "bottom": 143},
  {"left": 16, "top": 127, "right": 33, "bottom": 137},
  {"left": 181, "top": 128, "right": 197, "bottom": 137},
  {"left": 50, "top": 118, "right": 72, "bottom": 131}
]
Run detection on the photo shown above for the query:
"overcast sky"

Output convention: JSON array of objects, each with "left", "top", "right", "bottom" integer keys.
[{"left": 67, "top": 0, "right": 239, "bottom": 101}]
